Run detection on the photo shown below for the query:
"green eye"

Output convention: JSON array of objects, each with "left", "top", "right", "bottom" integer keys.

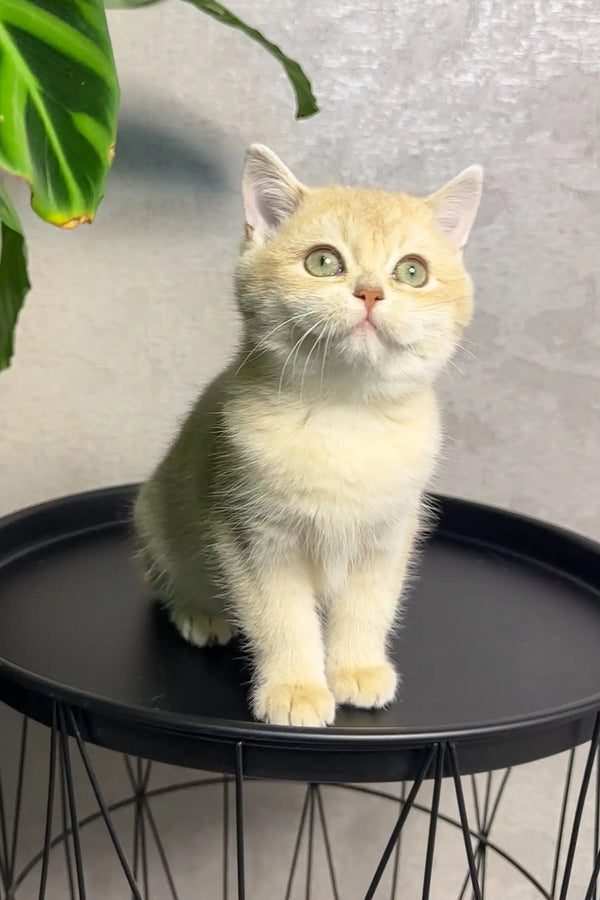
[
  {"left": 305, "top": 246, "right": 344, "bottom": 277},
  {"left": 393, "top": 256, "right": 428, "bottom": 288}
]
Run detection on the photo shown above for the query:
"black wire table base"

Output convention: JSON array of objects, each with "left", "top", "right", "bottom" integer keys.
[{"left": 1, "top": 704, "right": 599, "bottom": 900}]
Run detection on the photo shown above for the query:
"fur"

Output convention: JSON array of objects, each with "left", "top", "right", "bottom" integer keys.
[{"left": 134, "top": 145, "right": 482, "bottom": 726}]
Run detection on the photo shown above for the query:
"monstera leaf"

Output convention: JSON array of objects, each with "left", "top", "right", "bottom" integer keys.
[{"left": 0, "top": 0, "right": 119, "bottom": 370}]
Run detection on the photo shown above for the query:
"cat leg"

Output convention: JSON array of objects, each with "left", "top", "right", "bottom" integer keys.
[
  {"left": 169, "top": 607, "right": 234, "bottom": 647},
  {"left": 140, "top": 547, "right": 234, "bottom": 647},
  {"left": 223, "top": 546, "right": 334, "bottom": 726},
  {"left": 164, "top": 560, "right": 234, "bottom": 647},
  {"left": 326, "top": 516, "right": 418, "bottom": 709}
]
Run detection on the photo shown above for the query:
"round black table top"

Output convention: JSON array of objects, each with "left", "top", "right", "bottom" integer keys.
[{"left": 0, "top": 485, "right": 599, "bottom": 782}]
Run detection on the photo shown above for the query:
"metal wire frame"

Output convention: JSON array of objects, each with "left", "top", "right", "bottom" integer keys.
[
  {"left": 0, "top": 706, "right": 599, "bottom": 899},
  {"left": 0, "top": 718, "right": 28, "bottom": 895},
  {"left": 283, "top": 784, "right": 340, "bottom": 900}
]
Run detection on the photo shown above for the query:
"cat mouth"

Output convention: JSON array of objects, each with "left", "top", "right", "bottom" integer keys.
[
  {"left": 354, "top": 318, "right": 378, "bottom": 335},
  {"left": 351, "top": 323, "right": 418, "bottom": 351},
  {"left": 343, "top": 321, "right": 421, "bottom": 355}
]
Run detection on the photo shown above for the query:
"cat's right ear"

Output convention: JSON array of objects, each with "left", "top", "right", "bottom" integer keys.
[
  {"left": 242, "top": 144, "right": 305, "bottom": 244},
  {"left": 427, "top": 165, "right": 483, "bottom": 250}
]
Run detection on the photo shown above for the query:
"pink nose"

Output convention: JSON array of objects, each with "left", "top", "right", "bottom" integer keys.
[{"left": 354, "top": 285, "right": 384, "bottom": 313}]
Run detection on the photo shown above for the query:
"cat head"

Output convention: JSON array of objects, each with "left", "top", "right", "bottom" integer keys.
[{"left": 235, "top": 144, "right": 482, "bottom": 401}]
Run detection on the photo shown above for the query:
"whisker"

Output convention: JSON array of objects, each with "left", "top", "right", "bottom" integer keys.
[
  {"left": 277, "top": 316, "right": 328, "bottom": 402},
  {"left": 456, "top": 342, "right": 480, "bottom": 363},
  {"left": 234, "top": 311, "right": 314, "bottom": 375},
  {"left": 320, "top": 320, "right": 335, "bottom": 396},
  {"left": 447, "top": 357, "right": 466, "bottom": 378},
  {"left": 301, "top": 316, "right": 332, "bottom": 401},
  {"left": 291, "top": 315, "right": 329, "bottom": 385}
]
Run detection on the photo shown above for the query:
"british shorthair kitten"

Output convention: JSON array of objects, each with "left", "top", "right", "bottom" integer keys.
[{"left": 134, "top": 145, "right": 482, "bottom": 726}]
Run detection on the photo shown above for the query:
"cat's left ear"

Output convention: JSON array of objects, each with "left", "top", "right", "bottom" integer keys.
[
  {"left": 427, "top": 165, "right": 483, "bottom": 249},
  {"left": 242, "top": 144, "right": 305, "bottom": 244}
]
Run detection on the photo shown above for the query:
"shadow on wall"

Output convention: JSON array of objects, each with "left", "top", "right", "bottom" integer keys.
[
  {"left": 97, "top": 101, "right": 239, "bottom": 234},
  {"left": 106, "top": 86, "right": 239, "bottom": 201},
  {"left": 111, "top": 118, "right": 229, "bottom": 192}
]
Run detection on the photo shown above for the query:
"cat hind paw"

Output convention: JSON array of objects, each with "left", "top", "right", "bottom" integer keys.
[{"left": 171, "top": 611, "right": 233, "bottom": 647}]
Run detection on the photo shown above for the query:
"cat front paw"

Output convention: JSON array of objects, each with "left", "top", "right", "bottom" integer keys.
[
  {"left": 171, "top": 611, "right": 233, "bottom": 647},
  {"left": 329, "top": 663, "right": 397, "bottom": 709},
  {"left": 253, "top": 683, "right": 335, "bottom": 727}
]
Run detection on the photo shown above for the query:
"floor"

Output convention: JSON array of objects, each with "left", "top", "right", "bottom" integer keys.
[{"left": 0, "top": 704, "right": 597, "bottom": 899}]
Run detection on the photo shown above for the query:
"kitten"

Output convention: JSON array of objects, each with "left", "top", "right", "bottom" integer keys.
[{"left": 134, "top": 145, "right": 482, "bottom": 726}]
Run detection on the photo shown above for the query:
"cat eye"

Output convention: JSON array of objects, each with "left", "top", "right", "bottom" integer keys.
[
  {"left": 393, "top": 256, "right": 428, "bottom": 288},
  {"left": 304, "top": 246, "right": 345, "bottom": 277}
]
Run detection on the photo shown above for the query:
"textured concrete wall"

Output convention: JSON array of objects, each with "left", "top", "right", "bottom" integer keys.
[{"left": 1, "top": 0, "right": 599, "bottom": 538}]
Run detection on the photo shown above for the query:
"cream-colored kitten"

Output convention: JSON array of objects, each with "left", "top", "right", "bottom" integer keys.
[{"left": 134, "top": 145, "right": 482, "bottom": 726}]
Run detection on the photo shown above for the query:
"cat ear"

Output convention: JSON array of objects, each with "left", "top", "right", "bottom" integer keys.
[
  {"left": 242, "top": 144, "right": 305, "bottom": 244},
  {"left": 427, "top": 165, "right": 483, "bottom": 249}
]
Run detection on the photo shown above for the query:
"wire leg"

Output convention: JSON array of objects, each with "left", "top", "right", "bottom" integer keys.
[
  {"left": 458, "top": 780, "right": 480, "bottom": 900},
  {"left": 137, "top": 760, "right": 149, "bottom": 900},
  {"left": 130, "top": 761, "right": 140, "bottom": 893},
  {"left": 457, "top": 768, "right": 511, "bottom": 900},
  {"left": 123, "top": 757, "right": 141, "bottom": 895},
  {"left": 422, "top": 745, "right": 445, "bottom": 900},
  {"left": 449, "top": 745, "right": 482, "bottom": 900},
  {"left": 594, "top": 752, "right": 600, "bottom": 900},
  {"left": 584, "top": 849, "right": 600, "bottom": 900},
  {"left": 364, "top": 746, "right": 436, "bottom": 900},
  {"left": 305, "top": 786, "right": 316, "bottom": 900},
  {"left": 559, "top": 715, "right": 600, "bottom": 900},
  {"left": 390, "top": 783, "right": 406, "bottom": 900},
  {"left": 284, "top": 787, "right": 311, "bottom": 900},
  {"left": 59, "top": 747, "right": 76, "bottom": 900},
  {"left": 478, "top": 772, "right": 492, "bottom": 897},
  {"left": 124, "top": 757, "right": 178, "bottom": 900},
  {"left": 38, "top": 705, "right": 58, "bottom": 900},
  {"left": 0, "top": 716, "right": 29, "bottom": 895},
  {"left": 223, "top": 778, "right": 230, "bottom": 900},
  {"left": 315, "top": 786, "right": 340, "bottom": 900},
  {"left": 551, "top": 748, "right": 576, "bottom": 899},
  {"left": 235, "top": 742, "right": 245, "bottom": 900},
  {"left": 143, "top": 795, "right": 178, "bottom": 900},
  {"left": 57, "top": 706, "right": 86, "bottom": 900},
  {"left": 64, "top": 707, "right": 142, "bottom": 899},
  {"left": 471, "top": 775, "right": 483, "bottom": 836},
  {"left": 0, "top": 763, "right": 8, "bottom": 892},
  {"left": 7, "top": 718, "right": 28, "bottom": 887}
]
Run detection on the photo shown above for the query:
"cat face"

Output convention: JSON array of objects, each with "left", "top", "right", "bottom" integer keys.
[{"left": 235, "top": 145, "right": 482, "bottom": 400}]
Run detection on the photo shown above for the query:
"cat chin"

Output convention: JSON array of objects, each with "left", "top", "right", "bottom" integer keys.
[
  {"left": 339, "top": 329, "right": 425, "bottom": 368},
  {"left": 323, "top": 340, "right": 440, "bottom": 395}
]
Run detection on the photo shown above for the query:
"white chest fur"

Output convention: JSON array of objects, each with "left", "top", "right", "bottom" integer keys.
[{"left": 225, "top": 388, "right": 441, "bottom": 558}]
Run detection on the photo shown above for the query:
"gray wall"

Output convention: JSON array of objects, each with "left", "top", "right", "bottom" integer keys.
[{"left": 0, "top": 0, "right": 598, "bottom": 537}]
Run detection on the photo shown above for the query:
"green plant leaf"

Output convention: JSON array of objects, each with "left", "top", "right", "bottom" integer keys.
[
  {"left": 104, "top": 0, "right": 163, "bottom": 7},
  {"left": 182, "top": 0, "right": 318, "bottom": 119},
  {"left": 0, "top": 179, "right": 30, "bottom": 372},
  {"left": 0, "top": 0, "right": 119, "bottom": 228}
]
